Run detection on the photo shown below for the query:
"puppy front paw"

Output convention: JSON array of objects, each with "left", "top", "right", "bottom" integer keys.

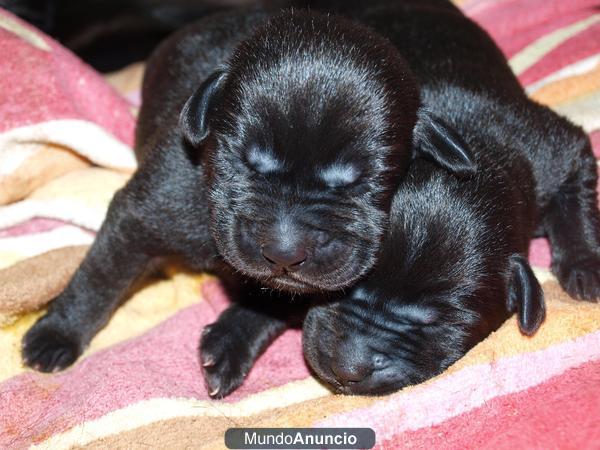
[
  {"left": 22, "top": 315, "right": 82, "bottom": 373},
  {"left": 554, "top": 255, "right": 600, "bottom": 301},
  {"left": 199, "top": 324, "right": 253, "bottom": 399}
]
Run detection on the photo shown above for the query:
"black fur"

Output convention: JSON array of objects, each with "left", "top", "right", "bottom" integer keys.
[
  {"left": 21, "top": 6, "right": 474, "bottom": 394},
  {"left": 181, "top": 0, "right": 597, "bottom": 397},
  {"left": 22, "top": 0, "right": 599, "bottom": 398},
  {"left": 303, "top": 151, "right": 545, "bottom": 394}
]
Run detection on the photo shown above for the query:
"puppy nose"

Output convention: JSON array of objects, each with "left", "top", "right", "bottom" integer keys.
[
  {"left": 331, "top": 359, "right": 373, "bottom": 384},
  {"left": 261, "top": 242, "right": 307, "bottom": 270}
]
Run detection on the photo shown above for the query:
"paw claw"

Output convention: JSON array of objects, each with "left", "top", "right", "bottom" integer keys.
[
  {"left": 199, "top": 322, "right": 253, "bottom": 398},
  {"left": 555, "top": 255, "right": 600, "bottom": 302},
  {"left": 22, "top": 316, "right": 81, "bottom": 373}
]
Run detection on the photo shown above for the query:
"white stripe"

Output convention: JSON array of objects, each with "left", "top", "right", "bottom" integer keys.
[
  {"left": 0, "top": 142, "right": 41, "bottom": 176},
  {"left": 31, "top": 378, "right": 330, "bottom": 450},
  {"left": 532, "top": 267, "right": 556, "bottom": 284},
  {"left": 0, "top": 120, "right": 137, "bottom": 172},
  {"left": 0, "top": 226, "right": 93, "bottom": 263},
  {"left": 526, "top": 53, "right": 600, "bottom": 94},
  {"left": 0, "top": 199, "right": 106, "bottom": 231}
]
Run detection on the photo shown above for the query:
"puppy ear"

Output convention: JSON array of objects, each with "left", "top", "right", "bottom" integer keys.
[
  {"left": 179, "top": 70, "right": 227, "bottom": 147},
  {"left": 413, "top": 109, "right": 477, "bottom": 177},
  {"left": 507, "top": 254, "right": 546, "bottom": 336}
]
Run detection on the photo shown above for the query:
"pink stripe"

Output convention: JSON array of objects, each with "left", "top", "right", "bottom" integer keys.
[
  {"left": 315, "top": 331, "right": 600, "bottom": 443},
  {"left": 0, "top": 218, "right": 68, "bottom": 238},
  {"left": 0, "top": 10, "right": 135, "bottom": 146},
  {"left": 0, "top": 281, "right": 310, "bottom": 447},
  {"left": 380, "top": 359, "right": 600, "bottom": 449},
  {"left": 591, "top": 131, "right": 600, "bottom": 157},
  {"left": 519, "top": 23, "right": 600, "bottom": 86},
  {"left": 468, "top": 5, "right": 595, "bottom": 58},
  {"left": 528, "top": 238, "right": 551, "bottom": 268},
  {"left": 464, "top": 0, "right": 598, "bottom": 27}
]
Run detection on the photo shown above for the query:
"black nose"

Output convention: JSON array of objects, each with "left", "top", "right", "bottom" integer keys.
[
  {"left": 330, "top": 351, "right": 389, "bottom": 386},
  {"left": 330, "top": 359, "right": 373, "bottom": 385},
  {"left": 261, "top": 242, "right": 307, "bottom": 270}
]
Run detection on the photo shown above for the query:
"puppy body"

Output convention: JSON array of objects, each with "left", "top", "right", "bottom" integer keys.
[
  {"left": 21, "top": 6, "right": 476, "bottom": 396},
  {"left": 314, "top": 0, "right": 600, "bottom": 300}
]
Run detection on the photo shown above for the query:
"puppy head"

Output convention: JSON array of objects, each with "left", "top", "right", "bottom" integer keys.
[
  {"left": 180, "top": 10, "right": 475, "bottom": 293},
  {"left": 304, "top": 257, "right": 545, "bottom": 395},
  {"left": 303, "top": 223, "right": 545, "bottom": 396},
  {"left": 303, "top": 280, "right": 488, "bottom": 395},
  {"left": 302, "top": 164, "right": 534, "bottom": 395}
]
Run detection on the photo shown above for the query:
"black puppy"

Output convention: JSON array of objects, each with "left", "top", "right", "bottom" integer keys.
[
  {"left": 21, "top": 7, "right": 474, "bottom": 390},
  {"left": 194, "top": 0, "right": 600, "bottom": 396},
  {"left": 304, "top": 153, "right": 545, "bottom": 394}
]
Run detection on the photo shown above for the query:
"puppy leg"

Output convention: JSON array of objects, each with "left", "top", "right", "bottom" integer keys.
[
  {"left": 200, "top": 286, "right": 300, "bottom": 398},
  {"left": 544, "top": 150, "right": 600, "bottom": 301},
  {"left": 21, "top": 188, "right": 157, "bottom": 372}
]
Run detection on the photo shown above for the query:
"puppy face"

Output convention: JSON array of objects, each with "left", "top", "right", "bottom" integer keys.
[
  {"left": 303, "top": 286, "right": 480, "bottom": 395},
  {"left": 181, "top": 12, "right": 419, "bottom": 292},
  {"left": 180, "top": 11, "right": 476, "bottom": 293}
]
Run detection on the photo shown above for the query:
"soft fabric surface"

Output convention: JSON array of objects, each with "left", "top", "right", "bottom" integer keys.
[{"left": 0, "top": 1, "right": 599, "bottom": 448}]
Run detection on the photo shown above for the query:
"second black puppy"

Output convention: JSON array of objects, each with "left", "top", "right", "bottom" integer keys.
[{"left": 304, "top": 153, "right": 546, "bottom": 394}]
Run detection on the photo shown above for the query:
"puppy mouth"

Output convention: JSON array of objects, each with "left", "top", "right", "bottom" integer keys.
[{"left": 264, "top": 273, "right": 321, "bottom": 293}]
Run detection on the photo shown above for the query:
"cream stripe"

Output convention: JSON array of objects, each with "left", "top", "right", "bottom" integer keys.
[
  {"left": 553, "top": 91, "right": 600, "bottom": 132},
  {"left": 509, "top": 14, "right": 600, "bottom": 76},
  {"left": 526, "top": 53, "right": 600, "bottom": 95},
  {"left": 0, "top": 199, "right": 107, "bottom": 231},
  {"left": 0, "top": 120, "right": 137, "bottom": 171},
  {"left": 532, "top": 267, "right": 555, "bottom": 284},
  {"left": 31, "top": 378, "right": 330, "bottom": 450},
  {"left": 0, "top": 14, "right": 50, "bottom": 51},
  {"left": 0, "top": 226, "right": 93, "bottom": 268}
]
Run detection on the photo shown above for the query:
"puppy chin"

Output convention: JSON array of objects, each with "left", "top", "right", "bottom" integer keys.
[
  {"left": 232, "top": 256, "right": 375, "bottom": 294},
  {"left": 214, "top": 227, "right": 379, "bottom": 293}
]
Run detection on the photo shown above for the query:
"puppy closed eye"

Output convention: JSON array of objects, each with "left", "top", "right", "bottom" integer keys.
[
  {"left": 245, "top": 146, "right": 283, "bottom": 174},
  {"left": 395, "top": 305, "right": 440, "bottom": 325},
  {"left": 320, "top": 163, "right": 361, "bottom": 188}
]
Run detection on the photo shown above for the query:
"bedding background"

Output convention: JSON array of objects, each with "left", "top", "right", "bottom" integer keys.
[{"left": 0, "top": 0, "right": 599, "bottom": 448}]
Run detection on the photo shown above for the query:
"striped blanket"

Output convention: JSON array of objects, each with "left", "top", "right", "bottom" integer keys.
[{"left": 1, "top": 0, "right": 599, "bottom": 448}]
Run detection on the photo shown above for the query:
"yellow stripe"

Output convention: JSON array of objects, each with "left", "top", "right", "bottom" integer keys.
[{"left": 553, "top": 90, "right": 600, "bottom": 132}]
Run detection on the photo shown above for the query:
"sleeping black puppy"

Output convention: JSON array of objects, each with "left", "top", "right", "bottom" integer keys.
[
  {"left": 303, "top": 154, "right": 545, "bottom": 395},
  {"left": 21, "top": 7, "right": 475, "bottom": 387},
  {"left": 197, "top": 0, "right": 600, "bottom": 396}
]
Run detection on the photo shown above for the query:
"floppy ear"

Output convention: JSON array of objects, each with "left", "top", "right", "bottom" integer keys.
[
  {"left": 413, "top": 109, "right": 477, "bottom": 177},
  {"left": 179, "top": 70, "right": 227, "bottom": 147},
  {"left": 507, "top": 254, "right": 546, "bottom": 336}
]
